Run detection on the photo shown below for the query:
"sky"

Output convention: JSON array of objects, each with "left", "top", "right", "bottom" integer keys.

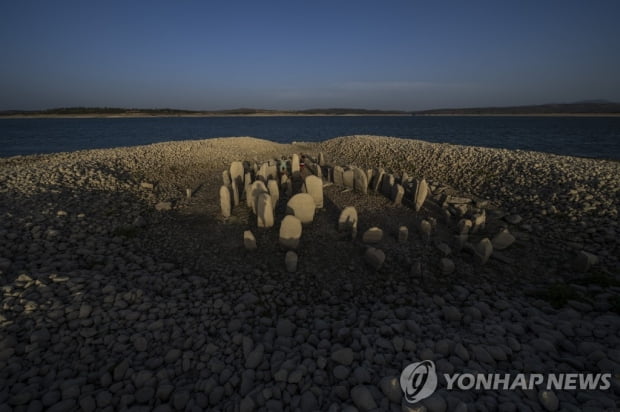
[{"left": 1, "top": 0, "right": 619, "bottom": 111}]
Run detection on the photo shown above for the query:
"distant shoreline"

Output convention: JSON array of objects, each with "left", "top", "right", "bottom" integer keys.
[{"left": 2, "top": 112, "right": 620, "bottom": 119}]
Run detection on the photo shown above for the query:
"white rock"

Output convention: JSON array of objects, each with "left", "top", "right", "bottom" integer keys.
[
  {"left": 304, "top": 175, "right": 323, "bottom": 208},
  {"left": 243, "top": 231, "right": 257, "bottom": 250},
  {"left": 338, "top": 206, "right": 358, "bottom": 233},
  {"left": 286, "top": 194, "right": 316, "bottom": 224},
  {"left": 219, "top": 186, "right": 231, "bottom": 218},
  {"left": 230, "top": 161, "right": 244, "bottom": 186},
  {"left": 279, "top": 215, "right": 302, "bottom": 249},
  {"left": 267, "top": 179, "right": 279, "bottom": 211}
]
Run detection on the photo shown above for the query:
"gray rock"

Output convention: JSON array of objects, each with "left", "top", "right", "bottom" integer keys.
[
  {"left": 574, "top": 250, "right": 599, "bottom": 272},
  {"left": 245, "top": 344, "right": 264, "bottom": 369},
  {"left": 279, "top": 215, "right": 302, "bottom": 249},
  {"left": 419, "top": 219, "right": 432, "bottom": 238},
  {"left": 362, "top": 227, "right": 383, "bottom": 243},
  {"left": 538, "top": 390, "right": 559, "bottom": 411},
  {"left": 379, "top": 376, "right": 402, "bottom": 403},
  {"left": 331, "top": 347, "right": 354, "bottom": 365},
  {"left": 439, "top": 258, "right": 455, "bottom": 275},
  {"left": 350, "top": 385, "right": 377, "bottom": 411},
  {"left": 442, "top": 306, "right": 462, "bottom": 322},
  {"left": 365, "top": 247, "right": 385, "bottom": 270},
  {"left": 491, "top": 228, "right": 516, "bottom": 250},
  {"left": 276, "top": 318, "right": 296, "bottom": 338},
  {"left": 285, "top": 251, "right": 298, "bottom": 273}
]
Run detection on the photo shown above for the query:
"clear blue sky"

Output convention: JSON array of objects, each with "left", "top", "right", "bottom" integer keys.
[{"left": 1, "top": 0, "right": 619, "bottom": 111}]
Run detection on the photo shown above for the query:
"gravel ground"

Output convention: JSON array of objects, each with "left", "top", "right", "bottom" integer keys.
[{"left": 0, "top": 135, "right": 618, "bottom": 411}]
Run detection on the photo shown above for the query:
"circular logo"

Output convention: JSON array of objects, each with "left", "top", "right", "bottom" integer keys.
[{"left": 400, "top": 360, "right": 438, "bottom": 404}]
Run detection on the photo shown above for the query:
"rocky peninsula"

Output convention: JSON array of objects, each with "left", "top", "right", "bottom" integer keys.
[{"left": 0, "top": 135, "right": 618, "bottom": 411}]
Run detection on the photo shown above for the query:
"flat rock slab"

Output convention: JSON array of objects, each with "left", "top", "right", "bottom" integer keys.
[
  {"left": 286, "top": 193, "right": 316, "bottom": 224},
  {"left": 279, "top": 215, "right": 302, "bottom": 249}
]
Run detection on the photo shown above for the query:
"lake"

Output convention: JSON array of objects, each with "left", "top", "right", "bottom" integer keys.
[{"left": 1, "top": 116, "right": 619, "bottom": 160}]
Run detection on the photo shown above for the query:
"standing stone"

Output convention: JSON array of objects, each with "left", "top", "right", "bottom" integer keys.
[
  {"left": 244, "top": 231, "right": 257, "bottom": 250},
  {"left": 267, "top": 163, "right": 278, "bottom": 180},
  {"left": 401, "top": 172, "right": 409, "bottom": 184},
  {"left": 475, "top": 238, "right": 493, "bottom": 265},
  {"left": 353, "top": 168, "right": 368, "bottom": 194},
  {"left": 231, "top": 180, "right": 240, "bottom": 207},
  {"left": 291, "top": 154, "right": 300, "bottom": 177},
  {"left": 318, "top": 152, "right": 325, "bottom": 166},
  {"left": 285, "top": 251, "right": 298, "bottom": 272},
  {"left": 365, "top": 248, "right": 385, "bottom": 270},
  {"left": 413, "top": 178, "right": 429, "bottom": 212},
  {"left": 472, "top": 210, "right": 486, "bottom": 233},
  {"left": 381, "top": 174, "right": 394, "bottom": 197},
  {"left": 243, "top": 171, "right": 252, "bottom": 201},
  {"left": 333, "top": 166, "right": 344, "bottom": 186},
  {"left": 338, "top": 207, "right": 358, "bottom": 233},
  {"left": 267, "top": 180, "right": 279, "bottom": 212},
  {"left": 398, "top": 226, "right": 408, "bottom": 242},
  {"left": 185, "top": 188, "right": 192, "bottom": 199},
  {"left": 343, "top": 169, "right": 355, "bottom": 189},
  {"left": 419, "top": 219, "right": 432, "bottom": 238},
  {"left": 279, "top": 215, "right": 302, "bottom": 249},
  {"left": 371, "top": 168, "right": 385, "bottom": 192},
  {"left": 230, "top": 161, "right": 244, "bottom": 187},
  {"left": 257, "top": 193, "right": 274, "bottom": 228},
  {"left": 219, "top": 186, "right": 231, "bottom": 218},
  {"left": 285, "top": 179, "right": 293, "bottom": 198},
  {"left": 304, "top": 175, "right": 323, "bottom": 208},
  {"left": 286, "top": 194, "right": 316, "bottom": 224},
  {"left": 250, "top": 181, "right": 268, "bottom": 214},
  {"left": 222, "top": 170, "right": 231, "bottom": 186},
  {"left": 362, "top": 227, "right": 383, "bottom": 243},
  {"left": 366, "top": 169, "right": 374, "bottom": 186},
  {"left": 392, "top": 184, "right": 405, "bottom": 205},
  {"left": 257, "top": 163, "right": 269, "bottom": 182}
]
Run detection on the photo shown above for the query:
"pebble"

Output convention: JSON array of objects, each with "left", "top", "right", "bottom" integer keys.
[
  {"left": 331, "top": 347, "right": 354, "bottom": 365},
  {"left": 350, "top": 385, "right": 377, "bottom": 411}
]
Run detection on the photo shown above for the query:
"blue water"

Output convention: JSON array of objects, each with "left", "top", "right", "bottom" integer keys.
[{"left": 1, "top": 116, "right": 619, "bottom": 160}]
